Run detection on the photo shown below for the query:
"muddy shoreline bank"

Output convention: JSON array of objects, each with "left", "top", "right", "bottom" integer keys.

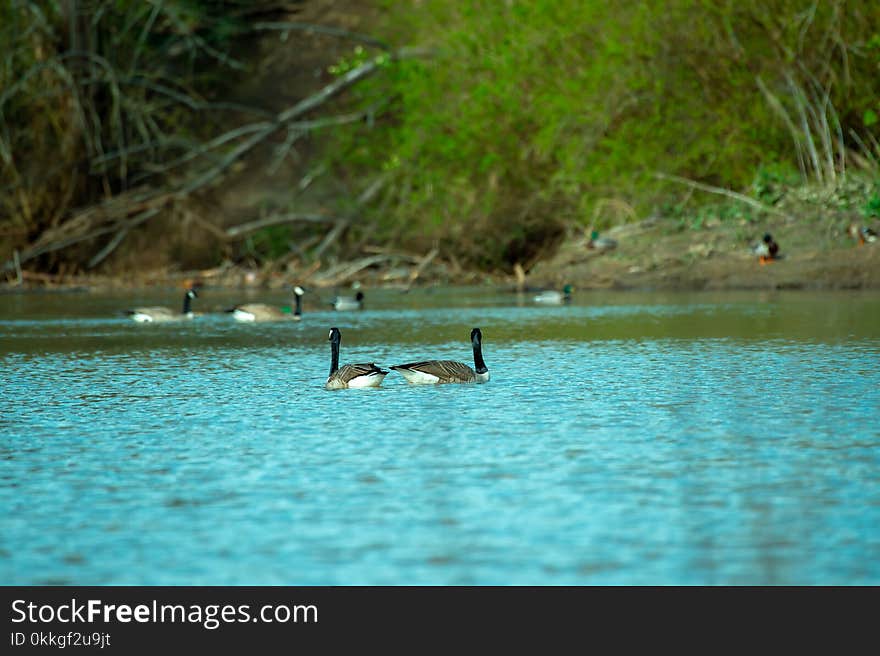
[{"left": 4, "top": 217, "right": 878, "bottom": 295}]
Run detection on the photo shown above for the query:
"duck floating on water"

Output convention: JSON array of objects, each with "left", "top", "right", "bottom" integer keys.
[
  {"left": 751, "top": 233, "right": 780, "bottom": 264},
  {"left": 533, "top": 284, "right": 573, "bottom": 305},
  {"left": 330, "top": 290, "right": 364, "bottom": 311}
]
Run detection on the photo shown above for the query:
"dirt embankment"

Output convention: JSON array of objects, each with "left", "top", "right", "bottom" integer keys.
[
  {"left": 524, "top": 215, "right": 880, "bottom": 292},
  {"left": 4, "top": 214, "right": 879, "bottom": 294}
]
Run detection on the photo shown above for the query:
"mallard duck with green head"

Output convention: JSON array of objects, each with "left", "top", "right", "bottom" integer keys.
[
  {"left": 533, "top": 284, "right": 573, "bottom": 305},
  {"left": 587, "top": 230, "right": 618, "bottom": 252}
]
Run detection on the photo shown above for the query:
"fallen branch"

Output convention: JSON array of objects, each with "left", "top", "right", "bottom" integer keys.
[
  {"left": 277, "top": 53, "right": 391, "bottom": 124},
  {"left": 309, "top": 254, "right": 394, "bottom": 287},
  {"left": 176, "top": 128, "right": 274, "bottom": 195},
  {"left": 311, "top": 174, "right": 388, "bottom": 259},
  {"left": 171, "top": 53, "right": 397, "bottom": 197},
  {"left": 3, "top": 191, "right": 171, "bottom": 272},
  {"left": 86, "top": 228, "right": 131, "bottom": 269},
  {"left": 225, "top": 213, "right": 338, "bottom": 239},
  {"left": 5, "top": 39, "right": 423, "bottom": 274},
  {"left": 86, "top": 207, "right": 161, "bottom": 268},
  {"left": 404, "top": 247, "right": 439, "bottom": 290},
  {"left": 653, "top": 172, "right": 791, "bottom": 218},
  {"left": 361, "top": 245, "right": 423, "bottom": 263},
  {"left": 312, "top": 221, "right": 350, "bottom": 260}
]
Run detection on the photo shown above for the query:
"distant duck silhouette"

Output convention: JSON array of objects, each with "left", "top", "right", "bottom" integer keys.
[
  {"left": 587, "top": 230, "right": 617, "bottom": 252},
  {"left": 848, "top": 223, "right": 878, "bottom": 246},
  {"left": 751, "top": 233, "right": 780, "bottom": 264},
  {"left": 126, "top": 286, "right": 199, "bottom": 323},
  {"left": 533, "top": 284, "right": 573, "bottom": 305},
  {"left": 228, "top": 286, "right": 305, "bottom": 322},
  {"left": 330, "top": 290, "right": 364, "bottom": 311}
]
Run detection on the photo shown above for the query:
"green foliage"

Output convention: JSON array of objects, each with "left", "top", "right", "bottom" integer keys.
[
  {"left": 328, "top": 46, "right": 371, "bottom": 76},
  {"left": 752, "top": 164, "right": 800, "bottom": 205},
  {"left": 5, "top": 1, "right": 880, "bottom": 274},
  {"left": 865, "top": 183, "right": 880, "bottom": 219},
  {"left": 331, "top": 0, "right": 880, "bottom": 268}
]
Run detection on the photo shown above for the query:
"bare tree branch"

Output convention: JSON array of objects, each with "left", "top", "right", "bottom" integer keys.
[
  {"left": 226, "top": 213, "right": 338, "bottom": 239},
  {"left": 87, "top": 207, "right": 161, "bottom": 268},
  {"left": 654, "top": 172, "right": 791, "bottom": 219}
]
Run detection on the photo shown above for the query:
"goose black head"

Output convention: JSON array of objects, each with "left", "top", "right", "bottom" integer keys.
[
  {"left": 329, "top": 327, "right": 341, "bottom": 343},
  {"left": 186, "top": 288, "right": 198, "bottom": 299},
  {"left": 763, "top": 233, "right": 773, "bottom": 244},
  {"left": 471, "top": 327, "right": 482, "bottom": 344},
  {"left": 355, "top": 291, "right": 365, "bottom": 302}
]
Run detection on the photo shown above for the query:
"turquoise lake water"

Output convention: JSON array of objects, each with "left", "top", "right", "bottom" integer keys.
[{"left": 1, "top": 287, "right": 879, "bottom": 584}]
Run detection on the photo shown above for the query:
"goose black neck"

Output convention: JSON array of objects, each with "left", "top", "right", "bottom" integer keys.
[
  {"left": 472, "top": 341, "right": 488, "bottom": 375},
  {"left": 182, "top": 292, "right": 192, "bottom": 314},
  {"left": 294, "top": 293, "right": 302, "bottom": 317},
  {"left": 329, "top": 338, "right": 340, "bottom": 376}
]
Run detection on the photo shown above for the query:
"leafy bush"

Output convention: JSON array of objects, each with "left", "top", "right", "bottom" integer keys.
[{"left": 332, "top": 0, "right": 880, "bottom": 268}]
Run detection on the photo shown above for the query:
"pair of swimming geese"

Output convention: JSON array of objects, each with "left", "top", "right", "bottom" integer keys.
[
  {"left": 125, "top": 286, "right": 364, "bottom": 323},
  {"left": 326, "top": 326, "right": 490, "bottom": 390}
]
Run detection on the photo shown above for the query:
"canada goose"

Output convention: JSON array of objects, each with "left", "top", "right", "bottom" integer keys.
[
  {"left": 587, "top": 230, "right": 618, "bottom": 252},
  {"left": 848, "top": 223, "right": 878, "bottom": 246},
  {"left": 533, "top": 284, "right": 573, "bottom": 305},
  {"left": 330, "top": 291, "right": 364, "bottom": 311},
  {"left": 325, "top": 327, "right": 388, "bottom": 390},
  {"left": 751, "top": 233, "right": 780, "bottom": 264},
  {"left": 391, "top": 328, "right": 490, "bottom": 384},
  {"left": 229, "top": 286, "right": 305, "bottom": 322},
  {"left": 126, "top": 287, "right": 198, "bottom": 323}
]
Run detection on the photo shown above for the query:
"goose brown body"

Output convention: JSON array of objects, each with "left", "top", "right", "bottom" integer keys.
[
  {"left": 391, "top": 328, "right": 490, "bottom": 384},
  {"left": 230, "top": 286, "right": 304, "bottom": 322},
  {"left": 127, "top": 288, "right": 198, "bottom": 323},
  {"left": 391, "top": 359, "right": 478, "bottom": 383}
]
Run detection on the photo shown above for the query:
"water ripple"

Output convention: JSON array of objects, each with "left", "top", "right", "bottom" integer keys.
[{"left": 1, "top": 289, "right": 879, "bottom": 583}]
